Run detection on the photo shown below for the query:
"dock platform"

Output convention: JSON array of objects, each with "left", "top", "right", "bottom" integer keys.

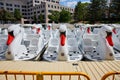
[{"left": 0, "top": 61, "right": 120, "bottom": 80}]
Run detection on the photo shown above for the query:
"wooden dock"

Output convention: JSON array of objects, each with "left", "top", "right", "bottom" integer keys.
[{"left": 0, "top": 61, "right": 120, "bottom": 80}]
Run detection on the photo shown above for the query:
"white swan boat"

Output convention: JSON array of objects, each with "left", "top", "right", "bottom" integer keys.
[
  {"left": 80, "top": 25, "right": 117, "bottom": 60},
  {"left": 43, "top": 24, "right": 83, "bottom": 61},
  {"left": 0, "top": 28, "right": 8, "bottom": 60},
  {"left": 5, "top": 24, "right": 44, "bottom": 60},
  {"left": 108, "top": 24, "right": 120, "bottom": 60},
  {"left": 42, "top": 24, "right": 52, "bottom": 45}
]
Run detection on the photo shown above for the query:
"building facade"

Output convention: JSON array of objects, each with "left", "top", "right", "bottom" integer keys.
[{"left": 0, "top": 0, "right": 74, "bottom": 23}]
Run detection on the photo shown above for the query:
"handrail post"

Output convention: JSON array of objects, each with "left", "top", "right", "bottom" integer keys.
[{"left": 36, "top": 74, "right": 43, "bottom": 80}]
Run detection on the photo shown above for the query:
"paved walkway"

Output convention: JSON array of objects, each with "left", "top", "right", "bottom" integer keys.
[{"left": 0, "top": 61, "right": 120, "bottom": 80}]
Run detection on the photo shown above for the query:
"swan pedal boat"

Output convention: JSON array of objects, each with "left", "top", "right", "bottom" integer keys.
[
  {"left": 43, "top": 24, "right": 83, "bottom": 61},
  {"left": 79, "top": 25, "right": 120, "bottom": 60},
  {"left": 5, "top": 24, "right": 45, "bottom": 60},
  {"left": 0, "top": 28, "right": 8, "bottom": 60}
]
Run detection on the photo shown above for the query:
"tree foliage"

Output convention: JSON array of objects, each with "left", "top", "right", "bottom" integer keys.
[
  {"left": 48, "top": 10, "right": 71, "bottom": 23},
  {"left": 33, "top": 15, "right": 37, "bottom": 23},
  {"left": 38, "top": 14, "right": 44, "bottom": 23},
  {"left": 110, "top": 0, "right": 120, "bottom": 19},
  {"left": 0, "top": 9, "right": 15, "bottom": 23},
  {"left": 14, "top": 9, "right": 22, "bottom": 20},
  {"left": 88, "top": 0, "right": 107, "bottom": 23},
  {"left": 59, "top": 10, "right": 71, "bottom": 23},
  {"left": 74, "top": 2, "right": 89, "bottom": 22},
  {"left": 48, "top": 10, "right": 60, "bottom": 23}
]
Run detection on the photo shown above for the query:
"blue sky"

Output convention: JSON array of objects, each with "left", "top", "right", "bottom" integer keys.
[{"left": 60, "top": 0, "right": 90, "bottom": 8}]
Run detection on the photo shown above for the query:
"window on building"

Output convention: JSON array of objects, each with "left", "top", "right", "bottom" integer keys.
[
  {"left": 54, "top": 6, "right": 56, "bottom": 8},
  {"left": 7, "top": 8, "right": 13, "bottom": 11},
  {"left": 28, "top": 13, "right": 30, "bottom": 15},
  {"left": 10, "top": 8, "right": 13, "bottom": 11},
  {"left": 25, "top": 13, "right": 27, "bottom": 15},
  {"left": 10, "top": 4, "right": 12, "bottom": 6},
  {"left": 7, "top": 8, "right": 9, "bottom": 10},
  {"left": 6, "top": 3, "right": 12, "bottom": 6},
  {"left": 48, "top": 10, "right": 52, "bottom": 13},
  {"left": 6, "top": 3, "right": 8, "bottom": 6},
  {"left": 35, "top": 0, "right": 39, "bottom": 3},
  {"left": 37, "top": 11, "right": 40, "bottom": 13},
  {"left": 0, "top": 2, "right": 4, "bottom": 5},
  {"left": 35, "top": 4, "right": 38, "bottom": 6},
  {"left": 41, "top": 10, "right": 44, "bottom": 13},
  {"left": 58, "top": 6, "right": 59, "bottom": 9},
  {"left": 51, "top": 5, "right": 53, "bottom": 8},
  {"left": 30, "top": 4, "right": 33, "bottom": 7},
  {"left": 27, "top": 2, "right": 29, "bottom": 5},
  {"left": 22, "top": 5, "right": 26, "bottom": 8},
  {"left": 23, "top": 9, "right": 27, "bottom": 12},
  {"left": 43, "top": 5, "right": 45, "bottom": 8},
  {"left": 56, "top": 1, "right": 59, "bottom": 4},
  {"left": 0, "top": 7, "right": 4, "bottom": 9},
  {"left": 48, "top": 4, "right": 50, "bottom": 8},
  {"left": 14, "top": 4, "right": 20, "bottom": 7},
  {"left": 28, "top": 9, "right": 30, "bottom": 11},
  {"left": 36, "top": 7, "right": 38, "bottom": 9}
]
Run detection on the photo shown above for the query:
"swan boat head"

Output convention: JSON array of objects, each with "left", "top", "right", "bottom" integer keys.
[
  {"left": 5, "top": 25, "right": 23, "bottom": 60},
  {"left": 100, "top": 25, "right": 115, "bottom": 60},
  {"left": 6, "top": 25, "right": 21, "bottom": 46},
  {"left": 57, "top": 24, "right": 69, "bottom": 61}
]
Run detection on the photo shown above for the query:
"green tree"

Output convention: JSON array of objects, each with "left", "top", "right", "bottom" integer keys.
[
  {"left": 48, "top": 10, "right": 60, "bottom": 23},
  {"left": 38, "top": 14, "right": 44, "bottom": 23},
  {"left": 14, "top": 9, "right": 22, "bottom": 21},
  {"left": 110, "top": 0, "right": 120, "bottom": 21},
  {"left": 33, "top": 15, "right": 37, "bottom": 23},
  {"left": 88, "top": 0, "right": 107, "bottom": 23},
  {"left": 59, "top": 10, "right": 71, "bottom": 23},
  {"left": 0, "top": 9, "right": 15, "bottom": 24},
  {"left": 74, "top": 2, "right": 89, "bottom": 22}
]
